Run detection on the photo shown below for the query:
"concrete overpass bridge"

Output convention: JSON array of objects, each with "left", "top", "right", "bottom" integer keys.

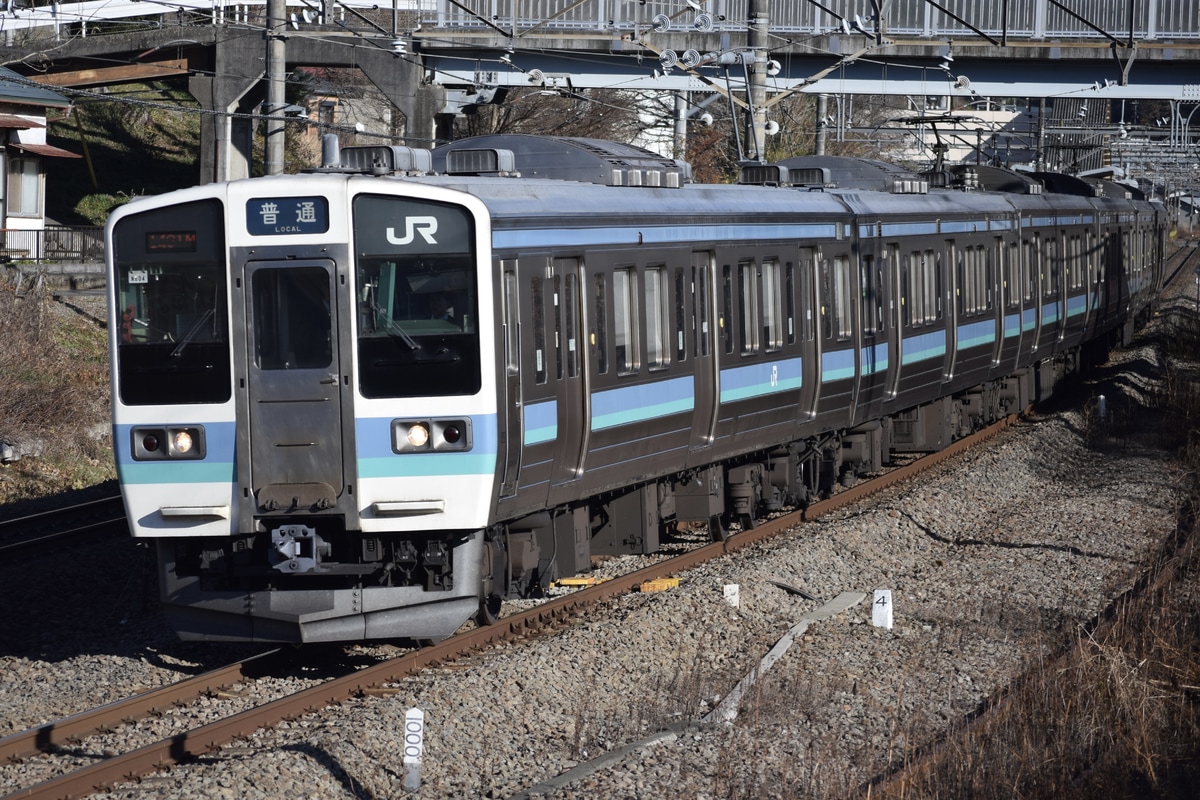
[{"left": 3, "top": 0, "right": 1200, "bottom": 183}]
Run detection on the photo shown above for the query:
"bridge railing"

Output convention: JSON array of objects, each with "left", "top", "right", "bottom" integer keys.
[
  {"left": 3, "top": 0, "right": 1195, "bottom": 41},
  {"left": 419, "top": 0, "right": 1199, "bottom": 41}
]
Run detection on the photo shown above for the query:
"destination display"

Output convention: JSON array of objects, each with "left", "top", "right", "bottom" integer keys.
[{"left": 246, "top": 196, "right": 329, "bottom": 236}]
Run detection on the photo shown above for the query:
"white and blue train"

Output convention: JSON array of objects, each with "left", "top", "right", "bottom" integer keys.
[{"left": 106, "top": 135, "right": 1166, "bottom": 642}]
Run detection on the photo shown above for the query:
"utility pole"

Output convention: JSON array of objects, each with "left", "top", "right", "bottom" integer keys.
[
  {"left": 674, "top": 92, "right": 688, "bottom": 160},
  {"left": 747, "top": 0, "right": 768, "bottom": 162},
  {"left": 265, "top": 0, "right": 287, "bottom": 175}
]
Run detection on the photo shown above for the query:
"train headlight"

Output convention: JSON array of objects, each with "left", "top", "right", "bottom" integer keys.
[
  {"left": 392, "top": 418, "right": 473, "bottom": 453},
  {"left": 131, "top": 426, "right": 206, "bottom": 460},
  {"left": 407, "top": 423, "right": 430, "bottom": 448}
]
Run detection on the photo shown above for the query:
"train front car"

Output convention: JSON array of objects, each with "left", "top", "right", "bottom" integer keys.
[{"left": 107, "top": 177, "right": 498, "bottom": 643}]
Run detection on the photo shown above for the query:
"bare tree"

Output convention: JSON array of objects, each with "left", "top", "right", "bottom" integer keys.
[{"left": 455, "top": 87, "right": 643, "bottom": 142}]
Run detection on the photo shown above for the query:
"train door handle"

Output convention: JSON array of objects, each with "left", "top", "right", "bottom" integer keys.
[{"left": 320, "top": 375, "right": 338, "bottom": 385}]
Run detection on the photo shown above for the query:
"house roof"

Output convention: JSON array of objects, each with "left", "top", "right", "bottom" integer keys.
[
  {"left": 0, "top": 114, "right": 42, "bottom": 129},
  {"left": 0, "top": 66, "right": 71, "bottom": 110},
  {"left": 8, "top": 141, "right": 81, "bottom": 158}
]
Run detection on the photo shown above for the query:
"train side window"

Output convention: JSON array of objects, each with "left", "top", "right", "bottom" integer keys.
[
  {"left": 951, "top": 241, "right": 964, "bottom": 316},
  {"left": 594, "top": 273, "right": 608, "bottom": 375},
  {"left": 738, "top": 260, "right": 759, "bottom": 355},
  {"left": 532, "top": 275, "right": 547, "bottom": 384},
  {"left": 799, "top": 248, "right": 815, "bottom": 342},
  {"left": 906, "top": 251, "right": 926, "bottom": 327},
  {"left": 614, "top": 267, "right": 639, "bottom": 376},
  {"left": 691, "top": 256, "right": 711, "bottom": 358},
  {"left": 927, "top": 250, "right": 942, "bottom": 322},
  {"left": 1044, "top": 238, "right": 1058, "bottom": 297},
  {"left": 674, "top": 267, "right": 687, "bottom": 362},
  {"left": 551, "top": 274, "right": 563, "bottom": 380},
  {"left": 721, "top": 264, "right": 734, "bottom": 354},
  {"left": 823, "top": 255, "right": 851, "bottom": 341},
  {"left": 985, "top": 245, "right": 995, "bottom": 310},
  {"left": 1004, "top": 242, "right": 1019, "bottom": 309},
  {"left": 1023, "top": 239, "right": 1036, "bottom": 302},
  {"left": 763, "top": 258, "right": 782, "bottom": 352},
  {"left": 821, "top": 258, "right": 832, "bottom": 338},
  {"left": 886, "top": 245, "right": 899, "bottom": 330},
  {"left": 860, "top": 255, "right": 877, "bottom": 335},
  {"left": 503, "top": 265, "right": 519, "bottom": 376},
  {"left": 563, "top": 271, "right": 579, "bottom": 379},
  {"left": 834, "top": 255, "right": 852, "bottom": 340},
  {"left": 646, "top": 265, "right": 669, "bottom": 370},
  {"left": 785, "top": 261, "right": 796, "bottom": 345}
]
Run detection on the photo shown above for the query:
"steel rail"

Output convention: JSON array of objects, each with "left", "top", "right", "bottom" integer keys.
[
  {"left": 0, "top": 496, "right": 124, "bottom": 533},
  {"left": 0, "top": 650, "right": 282, "bottom": 765},
  {"left": 1, "top": 413, "right": 1020, "bottom": 800}
]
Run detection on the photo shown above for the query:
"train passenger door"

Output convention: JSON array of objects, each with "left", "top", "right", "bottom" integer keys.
[
  {"left": 854, "top": 245, "right": 888, "bottom": 420},
  {"left": 498, "top": 261, "right": 522, "bottom": 498},
  {"left": 1025, "top": 235, "right": 1042, "bottom": 350},
  {"left": 884, "top": 244, "right": 903, "bottom": 400},
  {"left": 690, "top": 251, "right": 718, "bottom": 450},
  {"left": 943, "top": 241, "right": 959, "bottom": 382},
  {"left": 550, "top": 258, "right": 587, "bottom": 487},
  {"left": 992, "top": 238, "right": 1008, "bottom": 365},
  {"left": 243, "top": 260, "right": 344, "bottom": 508}
]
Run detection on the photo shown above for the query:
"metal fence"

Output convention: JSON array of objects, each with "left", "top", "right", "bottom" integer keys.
[
  {"left": 421, "top": 0, "right": 1199, "bottom": 40},
  {"left": 0, "top": 226, "right": 104, "bottom": 263}
]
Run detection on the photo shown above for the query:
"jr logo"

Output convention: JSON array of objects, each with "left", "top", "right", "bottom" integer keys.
[{"left": 386, "top": 216, "right": 439, "bottom": 245}]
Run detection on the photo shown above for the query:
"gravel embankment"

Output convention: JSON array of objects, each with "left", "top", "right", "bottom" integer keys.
[{"left": 1, "top": 291, "right": 1190, "bottom": 799}]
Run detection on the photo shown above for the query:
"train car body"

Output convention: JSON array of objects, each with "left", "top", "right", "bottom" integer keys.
[{"left": 106, "top": 135, "right": 1166, "bottom": 642}]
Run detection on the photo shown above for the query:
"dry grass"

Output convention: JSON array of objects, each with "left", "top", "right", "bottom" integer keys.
[
  {"left": 0, "top": 269, "right": 114, "bottom": 504},
  {"left": 866, "top": 291, "right": 1200, "bottom": 800}
]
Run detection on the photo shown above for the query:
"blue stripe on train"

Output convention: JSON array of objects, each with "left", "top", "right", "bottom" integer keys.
[
  {"left": 113, "top": 421, "right": 236, "bottom": 484},
  {"left": 356, "top": 414, "right": 498, "bottom": 478}
]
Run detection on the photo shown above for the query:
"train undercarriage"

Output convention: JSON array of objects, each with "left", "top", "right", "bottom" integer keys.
[{"left": 487, "top": 354, "right": 1096, "bottom": 616}]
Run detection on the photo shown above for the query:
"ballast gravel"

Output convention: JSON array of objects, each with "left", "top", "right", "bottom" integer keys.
[{"left": 0, "top": 307, "right": 1188, "bottom": 799}]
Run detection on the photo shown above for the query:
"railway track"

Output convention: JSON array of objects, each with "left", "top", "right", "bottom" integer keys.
[
  {"left": 0, "top": 495, "right": 127, "bottom": 559},
  {"left": 0, "top": 412, "right": 1021, "bottom": 800}
]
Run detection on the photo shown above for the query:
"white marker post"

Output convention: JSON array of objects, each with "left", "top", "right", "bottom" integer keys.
[
  {"left": 723, "top": 584, "right": 740, "bottom": 607},
  {"left": 403, "top": 707, "right": 425, "bottom": 791},
  {"left": 872, "top": 589, "right": 893, "bottom": 629}
]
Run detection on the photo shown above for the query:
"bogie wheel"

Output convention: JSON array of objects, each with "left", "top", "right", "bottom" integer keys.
[
  {"left": 709, "top": 514, "right": 729, "bottom": 542},
  {"left": 476, "top": 593, "right": 503, "bottom": 627}
]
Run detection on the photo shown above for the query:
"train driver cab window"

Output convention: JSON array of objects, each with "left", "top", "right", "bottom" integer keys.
[
  {"left": 352, "top": 194, "right": 481, "bottom": 398},
  {"left": 111, "top": 198, "right": 231, "bottom": 406},
  {"left": 614, "top": 267, "right": 639, "bottom": 375}
]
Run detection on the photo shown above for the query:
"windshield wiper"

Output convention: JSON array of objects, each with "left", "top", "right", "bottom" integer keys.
[
  {"left": 169, "top": 309, "right": 216, "bottom": 358},
  {"left": 371, "top": 302, "right": 421, "bottom": 351}
]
